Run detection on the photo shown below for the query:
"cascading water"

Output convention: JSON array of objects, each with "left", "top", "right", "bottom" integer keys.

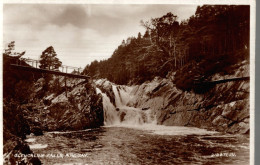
[
  {"left": 96, "top": 88, "right": 120, "bottom": 125},
  {"left": 96, "top": 82, "right": 156, "bottom": 126},
  {"left": 95, "top": 79, "right": 217, "bottom": 136}
]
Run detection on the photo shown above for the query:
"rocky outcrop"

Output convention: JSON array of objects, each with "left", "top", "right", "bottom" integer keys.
[
  {"left": 4, "top": 77, "right": 104, "bottom": 164},
  {"left": 95, "top": 79, "right": 116, "bottom": 106},
  {"left": 24, "top": 78, "right": 104, "bottom": 131},
  {"left": 3, "top": 101, "right": 42, "bottom": 165},
  {"left": 130, "top": 61, "right": 250, "bottom": 134},
  {"left": 4, "top": 140, "right": 42, "bottom": 165}
]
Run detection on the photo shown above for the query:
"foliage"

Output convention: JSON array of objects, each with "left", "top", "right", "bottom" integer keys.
[
  {"left": 3, "top": 100, "right": 30, "bottom": 142},
  {"left": 3, "top": 41, "right": 26, "bottom": 57},
  {"left": 39, "top": 46, "right": 62, "bottom": 70},
  {"left": 14, "top": 81, "right": 34, "bottom": 103},
  {"left": 38, "top": 46, "right": 62, "bottom": 95},
  {"left": 83, "top": 5, "right": 249, "bottom": 89},
  {"left": 141, "top": 12, "right": 183, "bottom": 69},
  {"left": 3, "top": 41, "right": 39, "bottom": 101}
]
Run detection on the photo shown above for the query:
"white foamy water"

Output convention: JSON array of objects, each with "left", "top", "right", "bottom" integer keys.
[
  {"left": 49, "top": 129, "right": 92, "bottom": 134},
  {"left": 105, "top": 124, "right": 216, "bottom": 135},
  {"left": 25, "top": 138, "right": 36, "bottom": 143},
  {"left": 96, "top": 84, "right": 156, "bottom": 126},
  {"left": 29, "top": 144, "right": 48, "bottom": 149},
  {"left": 96, "top": 88, "right": 120, "bottom": 125}
]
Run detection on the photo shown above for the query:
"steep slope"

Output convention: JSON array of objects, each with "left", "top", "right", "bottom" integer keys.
[{"left": 135, "top": 61, "right": 249, "bottom": 134}]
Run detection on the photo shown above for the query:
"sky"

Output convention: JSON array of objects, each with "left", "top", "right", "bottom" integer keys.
[{"left": 3, "top": 4, "right": 197, "bottom": 68}]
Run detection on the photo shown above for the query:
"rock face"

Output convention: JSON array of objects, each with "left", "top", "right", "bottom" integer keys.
[
  {"left": 131, "top": 61, "right": 250, "bottom": 134},
  {"left": 3, "top": 101, "right": 42, "bottom": 165},
  {"left": 25, "top": 78, "right": 104, "bottom": 131},
  {"left": 4, "top": 140, "right": 42, "bottom": 165},
  {"left": 95, "top": 79, "right": 116, "bottom": 106},
  {"left": 4, "top": 77, "right": 104, "bottom": 164}
]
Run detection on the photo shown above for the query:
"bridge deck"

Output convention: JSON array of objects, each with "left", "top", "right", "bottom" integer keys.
[{"left": 10, "top": 64, "right": 90, "bottom": 79}]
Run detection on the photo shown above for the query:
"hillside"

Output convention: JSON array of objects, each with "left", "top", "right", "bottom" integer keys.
[{"left": 83, "top": 5, "right": 249, "bottom": 92}]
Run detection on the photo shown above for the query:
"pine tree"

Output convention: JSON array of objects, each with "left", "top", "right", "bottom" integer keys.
[{"left": 39, "top": 46, "right": 62, "bottom": 70}]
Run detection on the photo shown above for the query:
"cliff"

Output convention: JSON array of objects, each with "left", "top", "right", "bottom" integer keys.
[
  {"left": 131, "top": 61, "right": 250, "bottom": 134},
  {"left": 22, "top": 77, "right": 104, "bottom": 132}
]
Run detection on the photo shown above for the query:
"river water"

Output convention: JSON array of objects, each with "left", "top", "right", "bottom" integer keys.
[
  {"left": 26, "top": 82, "right": 250, "bottom": 164},
  {"left": 27, "top": 126, "right": 249, "bottom": 165}
]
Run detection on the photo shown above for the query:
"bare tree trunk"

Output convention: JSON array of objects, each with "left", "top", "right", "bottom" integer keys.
[{"left": 173, "top": 40, "right": 176, "bottom": 68}]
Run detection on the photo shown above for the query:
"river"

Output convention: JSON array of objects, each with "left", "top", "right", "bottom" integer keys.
[
  {"left": 26, "top": 126, "right": 249, "bottom": 165},
  {"left": 26, "top": 81, "right": 250, "bottom": 164}
]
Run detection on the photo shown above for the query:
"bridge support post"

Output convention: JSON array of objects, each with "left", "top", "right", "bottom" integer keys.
[{"left": 65, "top": 76, "right": 67, "bottom": 97}]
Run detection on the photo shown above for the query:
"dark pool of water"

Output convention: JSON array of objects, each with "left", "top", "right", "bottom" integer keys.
[{"left": 26, "top": 127, "right": 249, "bottom": 165}]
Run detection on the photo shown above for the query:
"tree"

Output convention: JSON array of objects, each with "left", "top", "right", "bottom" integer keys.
[
  {"left": 39, "top": 46, "right": 62, "bottom": 70},
  {"left": 4, "top": 41, "right": 25, "bottom": 57},
  {"left": 3, "top": 41, "right": 38, "bottom": 101},
  {"left": 141, "top": 12, "right": 181, "bottom": 68},
  {"left": 143, "top": 30, "right": 150, "bottom": 38},
  {"left": 81, "top": 6, "right": 249, "bottom": 86},
  {"left": 88, "top": 60, "right": 99, "bottom": 77},
  {"left": 137, "top": 32, "right": 142, "bottom": 40},
  {"left": 121, "top": 40, "right": 126, "bottom": 46}
]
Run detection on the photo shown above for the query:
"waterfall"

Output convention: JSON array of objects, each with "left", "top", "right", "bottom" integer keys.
[
  {"left": 96, "top": 88, "right": 120, "bottom": 125},
  {"left": 96, "top": 82, "right": 156, "bottom": 126}
]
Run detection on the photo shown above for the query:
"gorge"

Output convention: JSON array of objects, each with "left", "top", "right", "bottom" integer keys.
[
  {"left": 23, "top": 60, "right": 250, "bottom": 164},
  {"left": 3, "top": 4, "right": 251, "bottom": 165}
]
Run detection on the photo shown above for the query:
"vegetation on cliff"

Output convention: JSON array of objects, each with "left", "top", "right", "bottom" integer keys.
[{"left": 83, "top": 5, "right": 249, "bottom": 92}]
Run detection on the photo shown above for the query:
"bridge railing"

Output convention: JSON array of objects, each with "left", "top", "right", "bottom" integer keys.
[{"left": 17, "top": 57, "right": 84, "bottom": 75}]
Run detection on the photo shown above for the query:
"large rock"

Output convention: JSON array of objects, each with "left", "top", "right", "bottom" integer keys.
[
  {"left": 25, "top": 78, "right": 104, "bottom": 132},
  {"left": 4, "top": 140, "right": 42, "bottom": 165},
  {"left": 156, "top": 63, "right": 249, "bottom": 134}
]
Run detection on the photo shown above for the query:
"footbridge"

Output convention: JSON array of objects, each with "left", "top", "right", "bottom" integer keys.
[{"left": 9, "top": 57, "right": 90, "bottom": 80}]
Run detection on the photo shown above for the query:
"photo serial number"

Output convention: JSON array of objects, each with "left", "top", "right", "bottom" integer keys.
[{"left": 211, "top": 153, "right": 236, "bottom": 158}]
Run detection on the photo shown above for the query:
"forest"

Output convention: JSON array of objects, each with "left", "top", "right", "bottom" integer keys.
[{"left": 83, "top": 5, "right": 249, "bottom": 91}]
